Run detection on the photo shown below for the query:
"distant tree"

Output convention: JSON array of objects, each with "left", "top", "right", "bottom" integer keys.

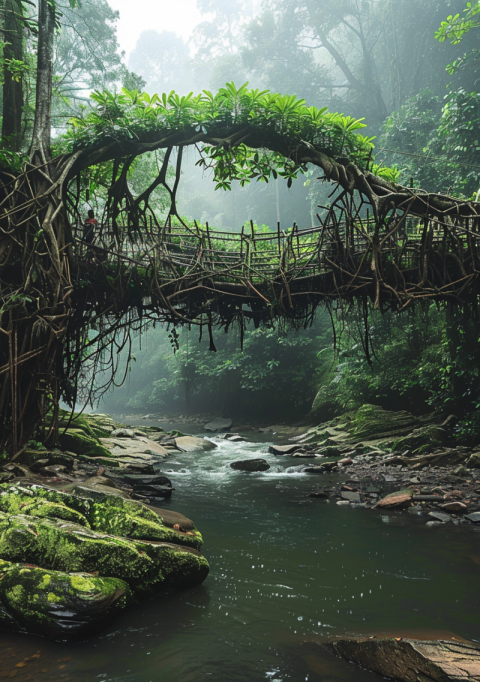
[
  {"left": 2, "top": 0, "right": 27, "bottom": 151},
  {"left": 241, "top": 0, "right": 470, "bottom": 127},
  {"left": 129, "top": 30, "right": 193, "bottom": 96}
]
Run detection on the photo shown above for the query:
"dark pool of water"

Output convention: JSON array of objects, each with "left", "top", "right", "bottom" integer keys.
[{"left": 3, "top": 437, "right": 480, "bottom": 682}]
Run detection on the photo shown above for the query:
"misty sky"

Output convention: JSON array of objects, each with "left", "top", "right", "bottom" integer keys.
[{"left": 107, "top": 0, "right": 204, "bottom": 57}]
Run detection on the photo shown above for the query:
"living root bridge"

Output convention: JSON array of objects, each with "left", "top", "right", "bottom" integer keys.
[
  {"left": 1, "top": 84, "right": 480, "bottom": 454},
  {"left": 74, "top": 199, "right": 480, "bottom": 337}
]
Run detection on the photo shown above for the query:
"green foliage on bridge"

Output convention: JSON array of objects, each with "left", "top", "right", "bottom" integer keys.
[{"left": 64, "top": 82, "right": 399, "bottom": 189}]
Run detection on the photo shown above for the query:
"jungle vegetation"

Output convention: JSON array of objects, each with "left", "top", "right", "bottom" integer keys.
[{"left": 0, "top": 0, "right": 480, "bottom": 454}]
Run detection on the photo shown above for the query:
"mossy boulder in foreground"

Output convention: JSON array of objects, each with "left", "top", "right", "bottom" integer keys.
[
  {"left": 0, "top": 484, "right": 209, "bottom": 641},
  {"left": 0, "top": 560, "right": 130, "bottom": 641}
]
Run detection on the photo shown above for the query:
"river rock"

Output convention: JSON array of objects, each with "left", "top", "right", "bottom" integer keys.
[
  {"left": 175, "top": 436, "right": 217, "bottom": 452},
  {"left": 341, "top": 491, "right": 360, "bottom": 502},
  {"left": 58, "top": 429, "right": 112, "bottom": 459},
  {"left": 204, "top": 417, "right": 232, "bottom": 432},
  {"left": 150, "top": 506, "right": 195, "bottom": 532},
  {"left": 393, "top": 425, "right": 445, "bottom": 454},
  {"left": 74, "top": 483, "right": 131, "bottom": 500},
  {"left": 466, "top": 453, "right": 480, "bottom": 469},
  {"left": 84, "top": 476, "right": 119, "bottom": 489},
  {"left": 268, "top": 444, "right": 304, "bottom": 455},
  {"left": 376, "top": 491, "right": 413, "bottom": 508},
  {"left": 111, "top": 428, "right": 136, "bottom": 438},
  {"left": 133, "top": 484, "right": 173, "bottom": 499},
  {"left": 223, "top": 434, "right": 245, "bottom": 442},
  {"left": 230, "top": 459, "right": 270, "bottom": 472},
  {"left": 428, "top": 511, "right": 452, "bottom": 523},
  {"left": 122, "top": 462, "right": 156, "bottom": 475},
  {"left": 105, "top": 473, "right": 172, "bottom": 487},
  {"left": 322, "top": 637, "right": 480, "bottom": 681},
  {"left": 304, "top": 462, "right": 336, "bottom": 473},
  {"left": 466, "top": 512, "right": 480, "bottom": 523},
  {"left": 318, "top": 445, "right": 345, "bottom": 457}
]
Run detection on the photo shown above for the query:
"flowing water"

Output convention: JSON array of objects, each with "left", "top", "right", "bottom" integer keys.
[{"left": 3, "top": 429, "right": 480, "bottom": 682}]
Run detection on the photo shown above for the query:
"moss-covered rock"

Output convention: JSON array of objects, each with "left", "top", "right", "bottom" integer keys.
[
  {"left": 57, "top": 410, "right": 122, "bottom": 439},
  {"left": 350, "top": 404, "right": 418, "bottom": 441},
  {"left": 0, "top": 484, "right": 209, "bottom": 640},
  {"left": 18, "top": 449, "right": 75, "bottom": 470},
  {"left": 0, "top": 489, "right": 90, "bottom": 526},
  {"left": 0, "top": 484, "right": 202, "bottom": 550},
  {"left": 466, "top": 452, "right": 480, "bottom": 468},
  {"left": 393, "top": 425, "right": 445, "bottom": 454},
  {"left": 0, "top": 511, "right": 208, "bottom": 597},
  {"left": 0, "top": 559, "right": 130, "bottom": 641},
  {"left": 58, "top": 429, "right": 112, "bottom": 458}
]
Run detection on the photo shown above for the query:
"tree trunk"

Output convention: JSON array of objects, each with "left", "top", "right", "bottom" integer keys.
[
  {"left": 2, "top": 0, "right": 24, "bottom": 151},
  {"left": 29, "top": 0, "right": 55, "bottom": 164}
]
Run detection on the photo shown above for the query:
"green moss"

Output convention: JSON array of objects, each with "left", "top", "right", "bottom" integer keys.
[
  {"left": 392, "top": 425, "right": 445, "bottom": 454},
  {"left": 39, "top": 574, "right": 51, "bottom": 589},
  {"left": 47, "top": 592, "right": 62, "bottom": 603},
  {"left": 0, "top": 487, "right": 90, "bottom": 527},
  {"left": 87, "top": 496, "right": 203, "bottom": 550},
  {"left": 0, "top": 559, "right": 132, "bottom": 639},
  {"left": 58, "top": 430, "right": 112, "bottom": 458},
  {"left": 69, "top": 575, "right": 96, "bottom": 591}
]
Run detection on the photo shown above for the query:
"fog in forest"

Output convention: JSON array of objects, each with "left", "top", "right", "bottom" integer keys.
[{"left": 42, "top": 0, "right": 477, "bottom": 422}]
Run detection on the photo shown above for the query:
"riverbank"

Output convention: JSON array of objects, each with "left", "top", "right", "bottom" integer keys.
[
  {"left": 116, "top": 404, "right": 480, "bottom": 528},
  {"left": 0, "top": 414, "right": 479, "bottom": 680}
]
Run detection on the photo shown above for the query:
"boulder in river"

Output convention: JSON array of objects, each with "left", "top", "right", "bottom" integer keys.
[
  {"left": 321, "top": 637, "right": 480, "bottom": 682},
  {"left": 268, "top": 444, "right": 304, "bottom": 456},
  {"left": 0, "top": 559, "right": 130, "bottom": 642},
  {"left": 175, "top": 436, "right": 217, "bottom": 452},
  {"left": 204, "top": 417, "right": 232, "bottom": 432},
  {"left": 230, "top": 459, "right": 270, "bottom": 472},
  {"left": 0, "top": 483, "right": 209, "bottom": 640}
]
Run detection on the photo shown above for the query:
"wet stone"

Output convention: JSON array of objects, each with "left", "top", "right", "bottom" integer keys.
[
  {"left": 341, "top": 491, "right": 361, "bottom": 502},
  {"left": 268, "top": 444, "right": 304, "bottom": 456},
  {"left": 230, "top": 459, "right": 270, "bottom": 472},
  {"left": 428, "top": 511, "right": 452, "bottom": 523}
]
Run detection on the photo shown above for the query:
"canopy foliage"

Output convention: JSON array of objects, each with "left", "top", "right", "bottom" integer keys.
[{"left": 63, "top": 82, "right": 399, "bottom": 189}]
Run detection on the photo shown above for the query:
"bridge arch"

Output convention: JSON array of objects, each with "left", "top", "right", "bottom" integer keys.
[{"left": 1, "top": 84, "right": 479, "bottom": 453}]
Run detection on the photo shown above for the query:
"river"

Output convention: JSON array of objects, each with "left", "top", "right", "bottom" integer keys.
[{"left": 2, "top": 426, "right": 480, "bottom": 681}]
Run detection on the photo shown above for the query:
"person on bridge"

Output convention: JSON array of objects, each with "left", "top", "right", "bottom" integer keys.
[{"left": 83, "top": 209, "right": 97, "bottom": 245}]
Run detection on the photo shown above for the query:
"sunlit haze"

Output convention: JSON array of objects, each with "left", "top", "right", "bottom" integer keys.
[{"left": 107, "top": 0, "right": 204, "bottom": 57}]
